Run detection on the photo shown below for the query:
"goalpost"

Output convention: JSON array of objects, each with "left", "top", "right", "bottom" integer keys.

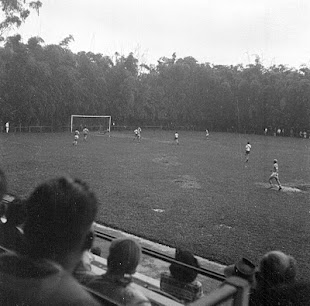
[{"left": 70, "top": 115, "right": 111, "bottom": 134}]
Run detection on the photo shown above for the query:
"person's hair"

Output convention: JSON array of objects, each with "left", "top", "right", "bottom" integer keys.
[
  {"left": 107, "top": 238, "right": 141, "bottom": 275},
  {"left": 91, "top": 246, "right": 102, "bottom": 256},
  {"left": 258, "top": 251, "right": 297, "bottom": 287},
  {"left": 23, "top": 176, "right": 98, "bottom": 258},
  {"left": 169, "top": 248, "right": 200, "bottom": 283},
  {"left": 0, "top": 169, "right": 7, "bottom": 200}
]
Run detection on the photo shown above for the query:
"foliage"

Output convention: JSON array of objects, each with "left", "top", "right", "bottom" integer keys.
[
  {"left": 0, "top": 0, "right": 42, "bottom": 40},
  {"left": 0, "top": 34, "right": 310, "bottom": 133}
]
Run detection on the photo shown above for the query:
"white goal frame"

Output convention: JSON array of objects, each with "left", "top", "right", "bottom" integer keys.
[{"left": 70, "top": 115, "right": 111, "bottom": 133}]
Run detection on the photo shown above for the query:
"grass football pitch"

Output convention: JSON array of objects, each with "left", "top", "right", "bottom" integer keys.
[{"left": 1, "top": 130, "right": 310, "bottom": 280}]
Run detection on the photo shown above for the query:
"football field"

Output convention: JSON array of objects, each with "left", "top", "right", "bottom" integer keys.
[{"left": 1, "top": 130, "right": 310, "bottom": 280}]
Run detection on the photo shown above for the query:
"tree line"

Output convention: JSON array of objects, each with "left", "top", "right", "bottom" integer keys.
[
  {"left": 1, "top": 0, "right": 310, "bottom": 134},
  {"left": 0, "top": 34, "right": 310, "bottom": 133}
]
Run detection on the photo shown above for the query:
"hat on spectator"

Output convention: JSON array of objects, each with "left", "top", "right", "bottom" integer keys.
[
  {"left": 224, "top": 257, "right": 256, "bottom": 283},
  {"left": 107, "top": 238, "right": 141, "bottom": 275}
]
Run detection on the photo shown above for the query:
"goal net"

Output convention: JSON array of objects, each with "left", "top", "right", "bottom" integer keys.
[{"left": 70, "top": 115, "right": 111, "bottom": 134}]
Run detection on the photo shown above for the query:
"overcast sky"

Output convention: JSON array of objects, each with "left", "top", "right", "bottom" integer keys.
[{"left": 16, "top": 0, "right": 310, "bottom": 68}]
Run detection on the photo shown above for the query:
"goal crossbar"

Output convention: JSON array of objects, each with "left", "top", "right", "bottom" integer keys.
[{"left": 70, "top": 115, "right": 111, "bottom": 133}]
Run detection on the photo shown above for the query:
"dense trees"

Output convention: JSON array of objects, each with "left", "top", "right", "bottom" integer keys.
[
  {"left": 0, "top": 0, "right": 42, "bottom": 41},
  {"left": 0, "top": 34, "right": 310, "bottom": 133}
]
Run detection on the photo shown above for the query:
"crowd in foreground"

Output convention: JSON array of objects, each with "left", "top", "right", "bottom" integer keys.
[{"left": 0, "top": 168, "right": 310, "bottom": 305}]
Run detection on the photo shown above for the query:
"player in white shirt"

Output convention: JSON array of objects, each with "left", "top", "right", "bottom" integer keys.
[
  {"left": 82, "top": 127, "right": 89, "bottom": 141},
  {"left": 133, "top": 129, "right": 139, "bottom": 141},
  {"left": 174, "top": 132, "right": 179, "bottom": 145},
  {"left": 73, "top": 129, "right": 80, "bottom": 145},
  {"left": 5, "top": 122, "right": 9, "bottom": 133},
  {"left": 137, "top": 127, "right": 142, "bottom": 142},
  {"left": 206, "top": 129, "right": 209, "bottom": 138},
  {"left": 264, "top": 127, "right": 268, "bottom": 136},
  {"left": 245, "top": 142, "right": 251, "bottom": 162},
  {"left": 269, "top": 159, "right": 282, "bottom": 190}
]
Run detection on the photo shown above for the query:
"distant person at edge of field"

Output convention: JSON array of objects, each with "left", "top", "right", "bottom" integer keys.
[
  {"left": 83, "top": 126, "right": 89, "bottom": 141},
  {"left": 87, "top": 238, "right": 151, "bottom": 306},
  {"left": 5, "top": 121, "right": 9, "bottom": 133},
  {"left": 73, "top": 129, "right": 80, "bottom": 145},
  {"left": 249, "top": 251, "right": 298, "bottom": 305},
  {"left": 269, "top": 159, "right": 282, "bottom": 190},
  {"left": 174, "top": 131, "right": 179, "bottom": 145},
  {"left": 303, "top": 131, "right": 307, "bottom": 139},
  {"left": 0, "top": 176, "right": 100, "bottom": 305},
  {"left": 205, "top": 129, "right": 209, "bottom": 138},
  {"left": 245, "top": 141, "right": 251, "bottom": 162},
  {"left": 277, "top": 128, "right": 281, "bottom": 136},
  {"left": 160, "top": 248, "right": 203, "bottom": 303},
  {"left": 264, "top": 127, "right": 268, "bottom": 136}
]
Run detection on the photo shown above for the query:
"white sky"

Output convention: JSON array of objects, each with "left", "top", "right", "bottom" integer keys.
[{"left": 14, "top": 0, "right": 310, "bottom": 68}]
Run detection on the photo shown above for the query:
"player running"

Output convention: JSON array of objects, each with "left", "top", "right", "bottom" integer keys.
[
  {"left": 245, "top": 142, "right": 251, "bottom": 162},
  {"left": 133, "top": 127, "right": 142, "bottom": 142},
  {"left": 206, "top": 129, "right": 209, "bottom": 138},
  {"left": 82, "top": 126, "right": 89, "bottom": 141},
  {"left": 73, "top": 129, "right": 80, "bottom": 145},
  {"left": 133, "top": 128, "right": 139, "bottom": 141},
  {"left": 174, "top": 132, "right": 179, "bottom": 145},
  {"left": 137, "top": 127, "right": 142, "bottom": 142},
  {"left": 269, "top": 159, "right": 282, "bottom": 190}
]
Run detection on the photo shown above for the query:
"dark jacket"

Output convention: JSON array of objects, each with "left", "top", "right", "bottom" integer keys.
[{"left": 0, "top": 252, "right": 100, "bottom": 305}]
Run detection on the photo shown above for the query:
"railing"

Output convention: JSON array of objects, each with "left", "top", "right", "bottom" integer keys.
[
  {"left": 94, "top": 228, "right": 250, "bottom": 306},
  {"left": 190, "top": 277, "right": 250, "bottom": 306},
  {"left": 95, "top": 228, "right": 225, "bottom": 282},
  {"left": 1, "top": 194, "right": 249, "bottom": 305}
]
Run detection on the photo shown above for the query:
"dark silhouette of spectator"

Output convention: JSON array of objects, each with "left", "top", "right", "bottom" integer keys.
[
  {"left": 0, "top": 176, "right": 100, "bottom": 305},
  {"left": 87, "top": 238, "right": 151, "bottom": 306},
  {"left": 160, "top": 248, "right": 203, "bottom": 303},
  {"left": 91, "top": 246, "right": 102, "bottom": 256},
  {"left": 0, "top": 197, "right": 25, "bottom": 252},
  {"left": 0, "top": 168, "right": 7, "bottom": 200},
  {"left": 249, "top": 281, "right": 310, "bottom": 306},
  {"left": 250, "top": 250, "right": 297, "bottom": 306},
  {"left": 224, "top": 257, "right": 256, "bottom": 287}
]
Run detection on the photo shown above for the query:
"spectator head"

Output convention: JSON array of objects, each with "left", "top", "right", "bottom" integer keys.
[
  {"left": 224, "top": 257, "right": 256, "bottom": 284},
  {"left": 258, "top": 251, "right": 297, "bottom": 287},
  {"left": 91, "top": 246, "right": 102, "bottom": 256},
  {"left": 107, "top": 238, "right": 141, "bottom": 275},
  {"left": 0, "top": 169, "right": 7, "bottom": 200},
  {"left": 169, "top": 248, "right": 200, "bottom": 283},
  {"left": 23, "top": 176, "right": 98, "bottom": 270}
]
